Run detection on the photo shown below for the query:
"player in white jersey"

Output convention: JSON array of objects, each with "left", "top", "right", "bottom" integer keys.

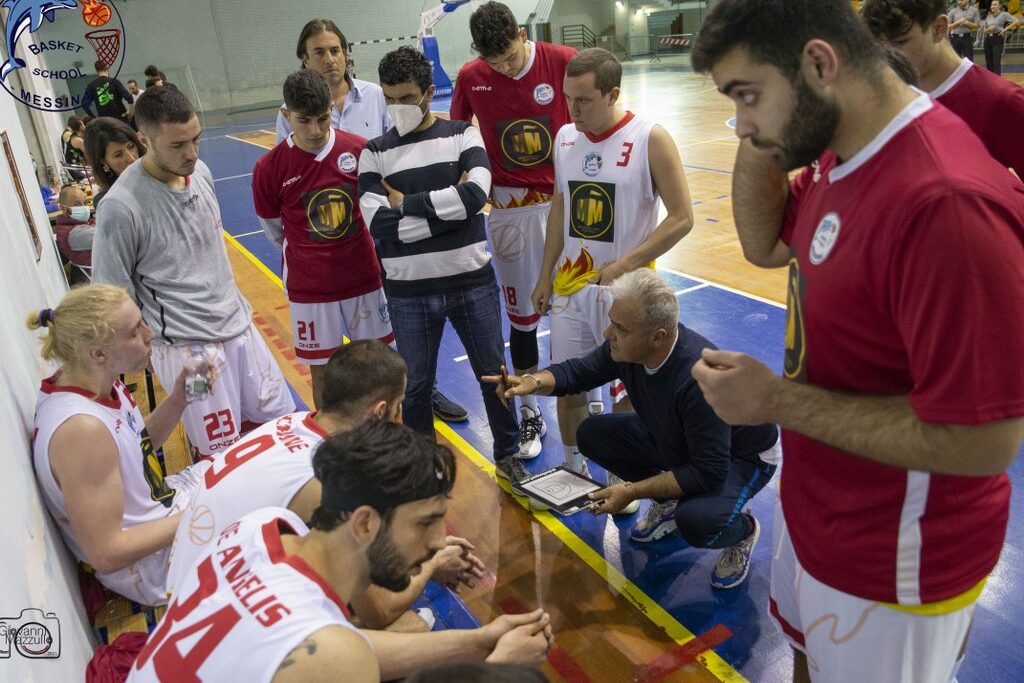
[
  {"left": 533, "top": 48, "right": 694, "bottom": 484},
  {"left": 168, "top": 341, "right": 486, "bottom": 633},
  {"left": 29, "top": 285, "right": 209, "bottom": 605},
  {"left": 131, "top": 422, "right": 555, "bottom": 682}
]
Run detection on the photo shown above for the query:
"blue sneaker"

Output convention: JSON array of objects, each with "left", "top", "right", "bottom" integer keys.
[
  {"left": 629, "top": 500, "right": 678, "bottom": 542},
  {"left": 711, "top": 512, "right": 761, "bottom": 589}
]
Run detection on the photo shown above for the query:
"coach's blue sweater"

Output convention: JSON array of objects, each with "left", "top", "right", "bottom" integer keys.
[{"left": 548, "top": 323, "right": 779, "bottom": 497}]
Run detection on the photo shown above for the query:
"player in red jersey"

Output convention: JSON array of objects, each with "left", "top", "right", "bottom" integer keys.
[
  {"left": 253, "top": 70, "right": 394, "bottom": 408},
  {"left": 450, "top": 2, "right": 577, "bottom": 458},
  {"left": 862, "top": 0, "right": 1024, "bottom": 175},
  {"left": 691, "top": 1, "right": 1024, "bottom": 680}
]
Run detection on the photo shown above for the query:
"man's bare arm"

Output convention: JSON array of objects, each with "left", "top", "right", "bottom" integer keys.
[
  {"left": 51, "top": 416, "right": 180, "bottom": 574},
  {"left": 272, "top": 626, "right": 379, "bottom": 683},
  {"left": 731, "top": 141, "right": 791, "bottom": 268}
]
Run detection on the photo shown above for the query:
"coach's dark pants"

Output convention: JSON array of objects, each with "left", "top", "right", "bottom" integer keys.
[
  {"left": 985, "top": 35, "right": 1005, "bottom": 75},
  {"left": 951, "top": 33, "right": 975, "bottom": 62},
  {"left": 577, "top": 413, "right": 776, "bottom": 549}
]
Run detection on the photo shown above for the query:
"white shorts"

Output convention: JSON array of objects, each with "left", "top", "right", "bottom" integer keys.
[
  {"left": 769, "top": 499, "right": 973, "bottom": 683},
  {"left": 150, "top": 323, "right": 296, "bottom": 459},
  {"left": 289, "top": 287, "right": 394, "bottom": 365},
  {"left": 550, "top": 283, "right": 626, "bottom": 403},
  {"left": 487, "top": 202, "right": 548, "bottom": 332}
]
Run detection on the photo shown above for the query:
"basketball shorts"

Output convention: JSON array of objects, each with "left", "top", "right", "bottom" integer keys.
[
  {"left": 486, "top": 202, "right": 548, "bottom": 332},
  {"left": 769, "top": 499, "right": 974, "bottom": 683},
  {"left": 289, "top": 287, "right": 395, "bottom": 365},
  {"left": 550, "top": 283, "right": 626, "bottom": 403},
  {"left": 150, "top": 323, "right": 296, "bottom": 459}
]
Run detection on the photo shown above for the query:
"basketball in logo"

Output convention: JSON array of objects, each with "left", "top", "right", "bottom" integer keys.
[
  {"left": 81, "top": 0, "right": 112, "bottom": 27},
  {"left": 187, "top": 504, "right": 217, "bottom": 545},
  {"left": 489, "top": 223, "right": 526, "bottom": 263}
]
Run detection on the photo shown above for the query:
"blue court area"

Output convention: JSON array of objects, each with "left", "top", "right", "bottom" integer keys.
[{"left": 199, "top": 116, "right": 1024, "bottom": 682}]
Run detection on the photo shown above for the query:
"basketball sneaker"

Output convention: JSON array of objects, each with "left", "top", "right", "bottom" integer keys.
[
  {"left": 494, "top": 454, "right": 530, "bottom": 485},
  {"left": 630, "top": 500, "right": 678, "bottom": 542},
  {"left": 711, "top": 512, "right": 761, "bottom": 589},
  {"left": 518, "top": 405, "right": 546, "bottom": 459},
  {"left": 565, "top": 451, "right": 591, "bottom": 477},
  {"left": 607, "top": 473, "right": 640, "bottom": 515}
]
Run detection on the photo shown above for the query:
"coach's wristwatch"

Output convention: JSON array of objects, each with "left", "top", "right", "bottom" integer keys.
[
  {"left": 397, "top": 199, "right": 404, "bottom": 217},
  {"left": 522, "top": 373, "right": 544, "bottom": 392}
]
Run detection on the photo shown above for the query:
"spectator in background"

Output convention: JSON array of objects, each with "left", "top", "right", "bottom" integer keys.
[
  {"left": 54, "top": 184, "right": 95, "bottom": 272},
  {"left": 83, "top": 60, "right": 134, "bottom": 123},
  {"left": 61, "top": 116, "right": 87, "bottom": 180},
  {"left": 126, "top": 79, "right": 143, "bottom": 102},
  {"left": 948, "top": 0, "right": 982, "bottom": 60},
  {"left": 83, "top": 116, "right": 146, "bottom": 207},
  {"left": 143, "top": 64, "right": 175, "bottom": 89},
  {"left": 982, "top": 0, "right": 1019, "bottom": 74}
]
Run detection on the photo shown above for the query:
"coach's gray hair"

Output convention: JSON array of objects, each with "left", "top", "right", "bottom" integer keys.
[{"left": 609, "top": 269, "right": 678, "bottom": 332}]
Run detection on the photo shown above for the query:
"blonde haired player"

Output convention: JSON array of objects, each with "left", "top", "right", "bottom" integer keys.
[
  {"left": 532, "top": 48, "right": 694, "bottom": 492},
  {"left": 29, "top": 284, "right": 208, "bottom": 605}
]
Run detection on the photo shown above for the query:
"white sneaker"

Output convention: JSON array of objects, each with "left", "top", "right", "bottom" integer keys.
[
  {"left": 630, "top": 500, "right": 678, "bottom": 542},
  {"left": 587, "top": 400, "right": 605, "bottom": 416},
  {"left": 565, "top": 452, "right": 590, "bottom": 477},
  {"left": 517, "top": 405, "right": 546, "bottom": 459},
  {"left": 607, "top": 473, "right": 640, "bottom": 515},
  {"left": 415, "top": 607, "right": 437, "bottom": 630}
]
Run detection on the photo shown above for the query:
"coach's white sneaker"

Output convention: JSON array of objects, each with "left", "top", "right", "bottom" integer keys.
[
  {"left": 518, "top": 405, "right": 546, "bottom": 459},
  {"left": 607, "top": 473, "right": 640, "bottom": 515}
]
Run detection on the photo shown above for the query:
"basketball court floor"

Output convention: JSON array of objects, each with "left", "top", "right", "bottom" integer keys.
[{"left": 193, "top": 65, "right": 1024, "bottom": 682}]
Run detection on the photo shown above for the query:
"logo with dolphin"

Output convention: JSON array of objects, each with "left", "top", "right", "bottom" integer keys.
[{"left": 0, "top": 0, "right": 126, "bottom": 112}]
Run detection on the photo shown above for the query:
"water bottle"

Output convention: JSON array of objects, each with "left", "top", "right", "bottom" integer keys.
[{"left": 184, "top": 345, "right": 210, "bottom": 403}]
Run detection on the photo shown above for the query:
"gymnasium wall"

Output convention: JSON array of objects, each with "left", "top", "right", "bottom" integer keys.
[
  {"left": 0, "top": 91, "right": 92, "bottom": 679},
  {"left": 32, "top": 0, "right": 592, "bottom": 115}
]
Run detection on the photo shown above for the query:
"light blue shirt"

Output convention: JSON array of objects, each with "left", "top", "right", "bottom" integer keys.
[{"left": 275, "top": 76, "right": 392, "bottom": 143}]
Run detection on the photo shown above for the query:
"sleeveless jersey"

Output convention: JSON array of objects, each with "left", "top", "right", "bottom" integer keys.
[
  {"left": 32, "top": 374, "right": 178, "bottom": 604},
  {"left": 166, "top": 411, "right": 327, "bottom": 596},
  {"left": 552, "top": 113, "right": 660, "bottom": 296},
  {"left": 130, "top": 508, "right": 367, "bottom": 683}
]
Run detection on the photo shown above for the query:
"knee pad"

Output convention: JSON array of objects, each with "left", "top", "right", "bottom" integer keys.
[{"left": 509, "top": 326, "right": 539, "bottom": 370}]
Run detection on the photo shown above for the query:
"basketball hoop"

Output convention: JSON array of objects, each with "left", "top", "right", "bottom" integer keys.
[{"left": 85, "top": 29, "right": 121, "bottom": 66}]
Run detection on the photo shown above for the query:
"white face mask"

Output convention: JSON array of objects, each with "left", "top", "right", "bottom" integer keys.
[
  {"left": 388, "top": 92, "right": 428, "bottom": 136},
  {"left": 69, "top": 205, "right": 91, "bottom": 221}
]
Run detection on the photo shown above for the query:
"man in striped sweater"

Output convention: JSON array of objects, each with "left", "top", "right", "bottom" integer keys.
[{"left": 358, "top": 47, "right": 526, "bottom": 482}]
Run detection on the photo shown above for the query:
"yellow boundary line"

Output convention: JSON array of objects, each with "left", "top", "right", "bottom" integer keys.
[{"left": 222, "top": 202, "right": 748, "bottom": 683}]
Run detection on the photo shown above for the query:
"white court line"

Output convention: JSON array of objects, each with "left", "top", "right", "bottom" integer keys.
[
  {"left": 226, "top": 133, "right": 272, "bottom": 149},
  {"left": 454, "top": 329, "right": 551, "bottom": 363},
  {"left": 682, "top": 135, "right": 736, "bottom": 148},
  {"left": 674, "top": 283, "right": 710, "bottom": 296},
  {"left": 231, "top": 229, "right": 265, "bottom": 239},
  {"left": 214, "top": 172, "right": 253, "bottom": 182},
  {"left": 658, "top": 265, "right": 786, "bottom": 309}
]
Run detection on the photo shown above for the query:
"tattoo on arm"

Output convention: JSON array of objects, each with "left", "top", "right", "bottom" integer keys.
[{"left": 279, "top": 637, "right": 317, "bottom": 669}]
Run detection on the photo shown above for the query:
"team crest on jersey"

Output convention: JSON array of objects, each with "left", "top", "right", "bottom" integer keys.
[
  {"left": 303, "top": 184, "right": 356, "bottom": 242},
  {"left": 125, "top": 410, "right": 139, "bottom": 435},
  {"left": 337, "top": 152, "right": 357, "bottom": 174},
  {"left": 379, "top": 301, "right": 390, "bottom": 325},
  {"left": 533, "top": 83, "right": 554, "bottom": 105},
  {"left": 568, "top": 180, "right": 615, "bottom": 242},
  {"left": 809, "top": 212, "right": 840, "bottom": 265},
  {"left": 783, "top": 255, "right": 806, "bottom": 382},
  {"left": 497, "top": 115, "right": 552, "bottom": 170},
  {"left": 582, "top": 152, "right": 603, "bottom": 177}
]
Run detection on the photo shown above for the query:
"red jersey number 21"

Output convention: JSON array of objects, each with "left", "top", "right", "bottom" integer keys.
[{"left": 616, "top": 142, "right": 634, "bottom": 167}]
